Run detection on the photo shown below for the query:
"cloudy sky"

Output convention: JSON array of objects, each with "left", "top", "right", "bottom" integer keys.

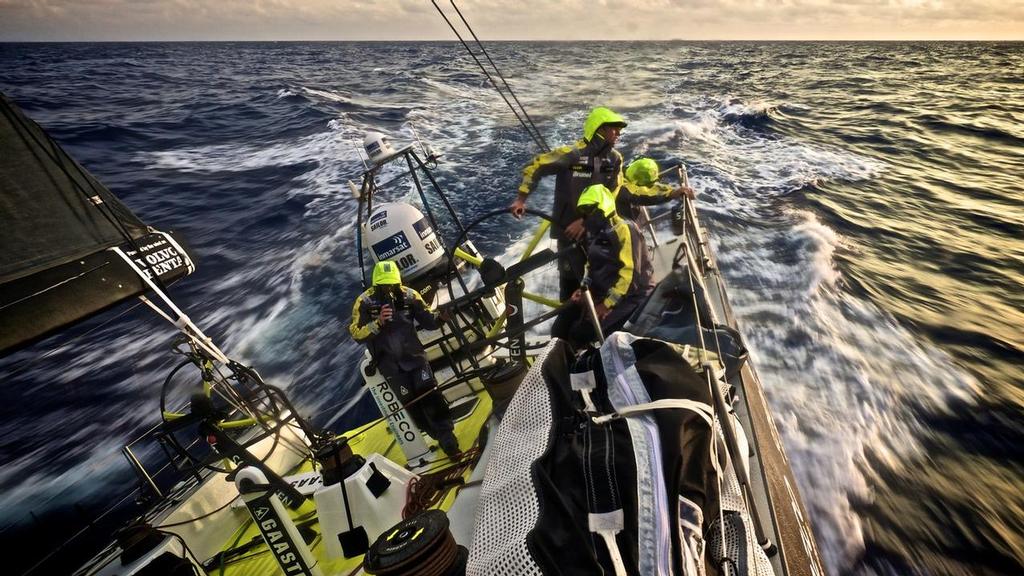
[{"left": 0, "top": 0, "right": 1022, "bottom": 41}]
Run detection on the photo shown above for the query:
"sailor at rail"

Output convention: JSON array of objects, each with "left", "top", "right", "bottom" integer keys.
[
  {"left": 348, "top": 261, "right": 461, "bottom": 457},
  {"left": 615, "top": 157, "right": 695, "bottom": 221}
]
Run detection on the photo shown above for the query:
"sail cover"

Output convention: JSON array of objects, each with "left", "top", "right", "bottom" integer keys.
[{"left": 0, "top": 92, "right": 194, "bottom": 353}]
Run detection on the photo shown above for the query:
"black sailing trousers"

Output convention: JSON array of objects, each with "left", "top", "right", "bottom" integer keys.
[{"left": 379, "top": 360, "right": 454, "bottom": 441}]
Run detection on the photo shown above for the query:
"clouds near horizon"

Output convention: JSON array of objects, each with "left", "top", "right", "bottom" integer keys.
[{"left": 0, "top": 0, "right": 1021, "bottom": 41}]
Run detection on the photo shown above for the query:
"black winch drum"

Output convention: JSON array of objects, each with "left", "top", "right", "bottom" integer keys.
[
  {"left": 481, "top": 360, "right": 526, "bottom": 417},
  {"left": 364, "top": 510, "right": 467, "bottom": 576}
]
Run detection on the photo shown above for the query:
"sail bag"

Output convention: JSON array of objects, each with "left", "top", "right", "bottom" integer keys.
[{"left": 468, "top": 334, "right": 772, "bottom": 576}]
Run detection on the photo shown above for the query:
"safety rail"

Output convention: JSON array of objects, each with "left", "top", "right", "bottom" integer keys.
[
  {"left": 681, "top": 195, "right": 713, "bottom": 276},
  {"left": 18, "top": 421, "right": 216, "bottom": 576},
  {"left": 121, "top": 414, "right": 220, "bottom": 502}
]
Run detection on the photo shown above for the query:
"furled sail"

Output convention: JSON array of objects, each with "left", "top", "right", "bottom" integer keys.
[{"left": 0, "top": 92, "right": 194, "bottom": 354}]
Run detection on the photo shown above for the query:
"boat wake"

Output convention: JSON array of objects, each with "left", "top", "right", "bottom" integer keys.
[
  {"left": 625, "top": 94, "right": 983, "bottom": 573},
  {"left": 719, "top": 210, "right": 981, "bottom": 572},
  {"left": 2, "top": 42, "right": 1017, "bottom": 576}
]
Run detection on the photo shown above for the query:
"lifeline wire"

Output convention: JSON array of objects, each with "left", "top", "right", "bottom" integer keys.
[{"left": 677, "top": 189, "right": 774, "bottom": 558}]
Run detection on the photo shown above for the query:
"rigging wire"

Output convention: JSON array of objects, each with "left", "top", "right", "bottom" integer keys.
[
  {"left": 430, "top": 0, "right": 549, "bottom": 153},
  {"left": 0, "top": 298, "right": 146, "bottom": 381},
  {"left": 676, "top": 188, "right": 776, "bottom": 560},
  {"left": 447, "top": 0, "right": 549, "bottom": 152},
  {"left": 677, "top": 213, "right": 730, "bottom": 559},
  {"left": 19, "top": 484, "right": 143, "bottom": 576}
]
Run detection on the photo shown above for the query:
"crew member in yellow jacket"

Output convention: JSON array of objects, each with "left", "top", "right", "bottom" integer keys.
[
  {"left": 509, "top": 107, "right": 628, "bottom": 300},
  {"left": 615, "top": 157, "right": 695, "bottom": 220},
  {"left": 552, "top": 184, "right": 655, "bottom": 344},
  {"left": 349, "top": 261, "right": 460, "bottom": 457}
]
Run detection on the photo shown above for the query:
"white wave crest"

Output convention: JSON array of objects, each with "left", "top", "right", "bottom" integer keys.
[
  {"left": 717, "top": 97, "right": 779, "bottom": 119},
  {"left": 300, "top": 86, "right": 351, "bottom": 104},
  {"left": 719, "top": 209, "right": 980, "bottom": 572}
]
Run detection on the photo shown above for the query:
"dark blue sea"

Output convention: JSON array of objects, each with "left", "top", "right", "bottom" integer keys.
[{"left": 1, "top": 41, "right": 1022, "bottom": 576}]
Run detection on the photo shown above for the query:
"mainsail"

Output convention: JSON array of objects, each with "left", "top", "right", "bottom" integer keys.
[{"left": 0, "top": 92, "right": 194, "bottom": 353}]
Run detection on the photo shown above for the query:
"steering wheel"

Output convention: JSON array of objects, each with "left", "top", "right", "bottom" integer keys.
[
  {"left": 438, "top": 208, "right": 580, "bottom": 352},
  {"left": 159, "top": 347, "right": 290, "bottom": 474}
]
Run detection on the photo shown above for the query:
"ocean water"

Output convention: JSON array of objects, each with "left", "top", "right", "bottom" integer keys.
[{"left": 0, "top": 41, "right": 1021, "bottom": 575}]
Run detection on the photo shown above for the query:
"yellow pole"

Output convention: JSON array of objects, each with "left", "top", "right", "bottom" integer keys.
[
  {"left": 521, "top": 291, "right": 562, "bottom": 309},
  {"left": 520, "top": 220, "right": 550, "bottom": 261},
  {"left": 453, "top": 246, "right": 483, "bottom": 267},
  {"left": 486, "top": 311, "right": 508, "bottom": 338}
]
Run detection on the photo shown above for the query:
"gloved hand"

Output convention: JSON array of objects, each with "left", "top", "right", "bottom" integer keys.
[
  {"left": 437, "top": 306, "right": 452, "bottom": 322},
  {"left": 673, "top": 185, "right": 695, "bottom": 200}
]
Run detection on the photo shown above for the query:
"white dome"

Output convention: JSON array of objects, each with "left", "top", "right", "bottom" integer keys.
[{"left": 364, "top": 202, "right": 444, "bottom": 282}]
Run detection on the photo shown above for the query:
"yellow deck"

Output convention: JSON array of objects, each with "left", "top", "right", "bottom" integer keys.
[{"left": 208, "top": 390, "right": 493, "bottom": 576}]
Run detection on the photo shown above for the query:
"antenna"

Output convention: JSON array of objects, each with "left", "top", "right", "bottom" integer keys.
[
  {"left": 431, "top": 0, "right": 550, "bottom": 152},
  {"left": 404, "top": 121, "right": 439, "bottom": 163},
  {"left": 351, "top": 140, "right": 369, "bottom": 171}
]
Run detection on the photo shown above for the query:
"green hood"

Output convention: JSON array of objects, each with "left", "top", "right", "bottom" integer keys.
[
  {"left": 577, "top": 184, "right": 617, "bottom": 218},
  {"left": 625, "top": 158, "right": 660, "bottom": 186},
  {"left": 583, "top": 107, "right": 627, "bottom": 141},
  {"left": 372, "top": 260, "right": 402, "bottom": 285}
]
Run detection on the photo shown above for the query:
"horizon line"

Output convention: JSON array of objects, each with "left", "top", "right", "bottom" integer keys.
[{"left": 2, "top": 38, "right": 1022, "bottom": 43}]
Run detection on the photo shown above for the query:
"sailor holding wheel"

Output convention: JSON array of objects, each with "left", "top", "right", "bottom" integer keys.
[
  {"left": 509, "top": 107, "right": 628, "bottom": 300},
  {"left": 348, "top": 261, "right": 461, "bottom": 457}
]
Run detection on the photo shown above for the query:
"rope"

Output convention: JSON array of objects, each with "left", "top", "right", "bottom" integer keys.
[
  {"left": 153, "top": 495, "right": 238, "bottom": 529},
  {"left": 403, "top": 445, "right": 483, "bottom": 519}
]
